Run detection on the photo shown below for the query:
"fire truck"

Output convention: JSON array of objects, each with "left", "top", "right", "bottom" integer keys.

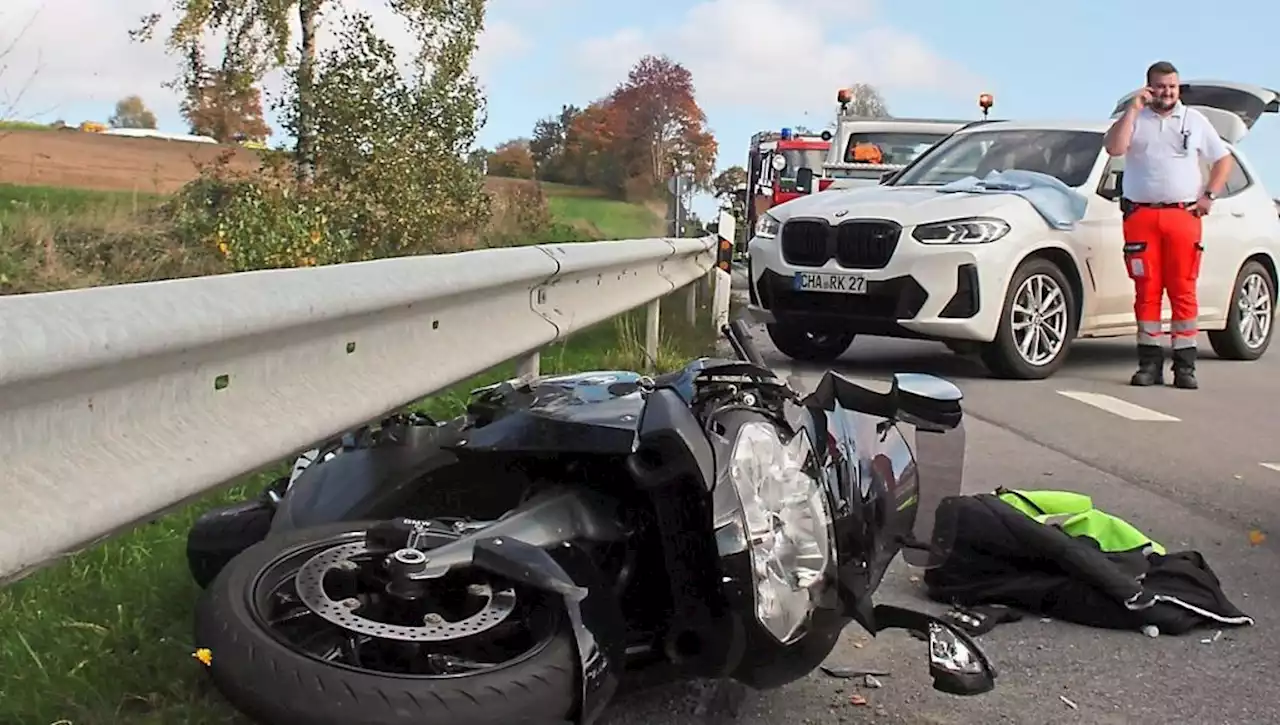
[
  {"left": 741, "top": 91, "right": 997, "bottom": 245},
  {"left": 743, "top": 128, "right": 831, "bottom": 240}
]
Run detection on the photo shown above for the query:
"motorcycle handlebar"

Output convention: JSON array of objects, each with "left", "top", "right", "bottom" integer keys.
[{"left": 723, "top": 320, "right": 766, "bottom": 367}]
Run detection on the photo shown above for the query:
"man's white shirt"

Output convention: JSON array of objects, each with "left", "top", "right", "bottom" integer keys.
[{"left": 1122, "top": 101, "right": 1229, "bottom": 204}]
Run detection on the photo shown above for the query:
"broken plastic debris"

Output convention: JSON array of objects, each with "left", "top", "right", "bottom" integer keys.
[
  {"left": 849, "top": 694, "right": 868, "bottom": 706},
  {"left": 1200, "top": 630, "right": 1224, "bottom": 644},
  {"left": 1059, "top": 695, "right": 1078, "bottom": 710},
  {"left": 1142, "top": 625, "right": 1159, "bottom": 637},
  {"left": 863, "top": 674, "right": 883, "bottom": 689},
  {"left": 1249, "top": 529, "right": 1266, "bottom": 546},
  {"left": 821, "top": 664, "right": 890, "bottom": 679}
]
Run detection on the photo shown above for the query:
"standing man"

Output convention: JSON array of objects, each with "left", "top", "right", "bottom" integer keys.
[{"left": 1103, "top": 60, "right": 1234, "bottom": 390}]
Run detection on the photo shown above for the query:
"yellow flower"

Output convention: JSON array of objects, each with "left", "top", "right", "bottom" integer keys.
[
  {"left": 217, "top": 241, "right": 230, "bottom": 257},
  {"left": 193, "top": 648, "right": 213, "bottom": 666},
  {"left": 310, "top": 229, "right": 322, "bottom": 245}
]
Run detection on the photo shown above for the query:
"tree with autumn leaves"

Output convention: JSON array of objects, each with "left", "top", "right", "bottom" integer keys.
[
  {"left": 181, "top": 69, "right": 272, "bottom": 144},
  {"left": 496, "top": 55, "right": 717, "bottom": 201}
]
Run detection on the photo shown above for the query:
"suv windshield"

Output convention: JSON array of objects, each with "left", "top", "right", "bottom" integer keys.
[
  {"left": 891, "top": 128, "right": 1105, "bottom": 188},
  {"left": 842, "top": 132, "right": 946, "bottom": 166}
]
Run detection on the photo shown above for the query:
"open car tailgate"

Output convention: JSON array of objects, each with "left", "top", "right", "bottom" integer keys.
[{"left": 1111, "top": 80, "right": 1280, "bottom": 144}]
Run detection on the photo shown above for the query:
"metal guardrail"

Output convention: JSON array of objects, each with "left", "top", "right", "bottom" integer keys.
[{"left": 0, "top": 212, "right": 736, "bottom": 585}]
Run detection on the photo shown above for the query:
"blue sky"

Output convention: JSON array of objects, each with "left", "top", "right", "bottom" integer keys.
[{"left": 6, "top": 0, "right": 1279, "bottom": 225}]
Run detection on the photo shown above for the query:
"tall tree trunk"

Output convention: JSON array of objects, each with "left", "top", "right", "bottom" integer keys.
[{"left": 295, "top": 0, "right": 320, "bottom": 182}]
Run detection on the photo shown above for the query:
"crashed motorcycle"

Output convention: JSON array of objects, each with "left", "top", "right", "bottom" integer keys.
[{"left": 188, "top": 320, "right": 996, "bottom": 725}]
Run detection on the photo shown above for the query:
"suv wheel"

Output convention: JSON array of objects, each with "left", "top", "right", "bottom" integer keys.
[
  {"left": 766, "top": 323, "right": 856, "bottom": 363},
  {"left": 982, "top": 257, "right": 1077, "bottom": 379},
  {"left": 1208, "top": 260, "right": 1275, "bottom": 360}
]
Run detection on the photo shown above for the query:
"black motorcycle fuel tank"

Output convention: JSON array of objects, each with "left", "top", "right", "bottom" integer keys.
[
  {"left": 271, "top": 370, "right": 662, "bottom": 533},
  {"left": 458, "top": 371, "right": 653, "bottom": 455}
]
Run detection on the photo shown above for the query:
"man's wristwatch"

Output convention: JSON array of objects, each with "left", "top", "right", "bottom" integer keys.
[{"left": 1203, "top": 190, "right": 1217, "bottom": 201}]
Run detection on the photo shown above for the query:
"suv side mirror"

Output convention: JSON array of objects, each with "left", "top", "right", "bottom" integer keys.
[
  {"left": 795, "top": 167, "right": 814, "bottom": 194},
  {"left": 1098, "top": 169, "right": 1124, "bottom": 201}
]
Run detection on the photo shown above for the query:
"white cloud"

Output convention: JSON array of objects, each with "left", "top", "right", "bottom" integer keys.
[
  {"left": 2, "top": 1, "right": 178, "bottom": 120},
  {"left": 473, "top": 20, "right": 532, "bottom": 81},
  {"left": 572, "top": 0, "right": 985, "bottom": 117},
  {"left": 1, "top": 0, "right": 531, "bottom": 125}
]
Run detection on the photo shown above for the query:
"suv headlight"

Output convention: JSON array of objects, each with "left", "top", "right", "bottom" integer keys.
[
  {"left": 755, "top": 213, "right": 781, "bottom": 239},
  {"left": 722, "top": 421, "right": 834, "bottom": 644},
  {"left": 912, "top": 217, "right": 1010, "bottom": 244}
]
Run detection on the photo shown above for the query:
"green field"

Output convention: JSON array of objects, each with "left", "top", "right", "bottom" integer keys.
[
  {"left": 0, "top": 178, "right": 668, "bottom": 294},
  {"left": 0, "top": 176, "right": 709, "bottom": 724},
  {"left": 548, "top": 194, "right": 667, "bottom": 239},
  {"left": 0, "top": 120, "right": 54, "bottom": 132}
]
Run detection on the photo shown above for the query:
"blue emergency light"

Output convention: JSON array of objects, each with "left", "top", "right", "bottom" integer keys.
[{"left": 780, "top": 127, "right": 793, "bottom": 140}]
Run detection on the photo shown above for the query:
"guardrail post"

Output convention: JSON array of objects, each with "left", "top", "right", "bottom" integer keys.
[
  {"left": 712, "top": 269, "right": 731, "bottom": 331},
  {"left": 710, "top": 210, "right": 736, "bottom": 332},
  {"left": 685, "top": 281, "right": 698, "bottom": 325},
  {"left": 516, "top": 351, "right": 540, "bottom": 378},
  {"left": 645, "top": 298, "right": 661, "bottom": 371}
]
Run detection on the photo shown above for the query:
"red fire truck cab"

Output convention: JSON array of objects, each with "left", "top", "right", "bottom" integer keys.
[{"left": 744, "top": 128, "right": 831, "bottom": 237}]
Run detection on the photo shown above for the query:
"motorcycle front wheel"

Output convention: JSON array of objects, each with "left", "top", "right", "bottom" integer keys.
[{"left": 194, "top": 520, "right": 578, "bottom": 725}]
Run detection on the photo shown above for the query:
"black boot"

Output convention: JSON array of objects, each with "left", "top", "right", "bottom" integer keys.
[
  {"left": 1171, "top": 347, "right": 1198, "bottom": 389},
  {"left": 1130, "top": 344, "right": 1164, "bottom": 386}
]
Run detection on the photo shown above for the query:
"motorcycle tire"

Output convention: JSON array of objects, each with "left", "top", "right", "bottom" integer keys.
[
  {"left": 186, "top": 498, "right": 276, "bottom": 589},
  {"left": 194, "top": 520, "right": 578, "bottom": 725}
]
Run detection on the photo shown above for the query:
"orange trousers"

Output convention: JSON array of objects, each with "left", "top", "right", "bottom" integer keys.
[{"left": 1121, "top": 205, "right": 1204, "bottom": 349}]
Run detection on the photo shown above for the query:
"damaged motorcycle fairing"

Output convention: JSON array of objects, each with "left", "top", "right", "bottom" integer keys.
[{"left": 197, "top": 325, "right": 985, "bottom": 725}]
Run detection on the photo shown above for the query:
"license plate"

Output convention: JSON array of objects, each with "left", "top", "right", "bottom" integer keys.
[{"left": 793, "top": 272, "right": 868, "bottom": 294}]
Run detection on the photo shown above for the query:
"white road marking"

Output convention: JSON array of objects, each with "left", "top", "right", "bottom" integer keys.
[
  {"left": 1055, "top": 391, "right": 1181, "bottom": 422},
  {"left": 1259, "top": 463, "right": 1280, "bottom": 473}
]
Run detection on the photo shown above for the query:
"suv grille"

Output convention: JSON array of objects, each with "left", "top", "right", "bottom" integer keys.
[{"left": 779, "top": 220, "right": 900, "bottom": 269}]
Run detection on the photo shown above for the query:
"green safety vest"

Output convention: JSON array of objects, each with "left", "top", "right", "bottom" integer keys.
[{"left": 995, "top": 488, "right": 1167, "bottom": 556}]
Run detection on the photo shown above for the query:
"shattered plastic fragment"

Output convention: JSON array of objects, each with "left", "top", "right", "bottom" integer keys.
[
  {"left": 1249, "top": 529, "right": 1266, "bottom": 546},
  {"left": 1059, "top": 695, "right": 1078, "bottom": 710},
  {"left": 820, "top": 664, "right": 890, "bottom": 679},
  {"left": 863, "top": 674, "right": 883, "bottom": 689},
  {"left": 849, "top": 694, "right": 868, "bottom": 706}
]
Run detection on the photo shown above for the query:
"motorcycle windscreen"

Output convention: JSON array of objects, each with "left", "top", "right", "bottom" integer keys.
[{"left": 900, "top": 419, "right": 965, "bottom": 569}]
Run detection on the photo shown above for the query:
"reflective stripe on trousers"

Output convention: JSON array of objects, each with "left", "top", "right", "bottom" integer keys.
[{"left": 1121, "top": 206, "right": 1204, "bottom": 347}]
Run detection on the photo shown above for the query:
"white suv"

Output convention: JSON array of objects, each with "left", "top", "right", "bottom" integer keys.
[{"left": 746, "top": 80, "right": 1280, "bottom": 379}]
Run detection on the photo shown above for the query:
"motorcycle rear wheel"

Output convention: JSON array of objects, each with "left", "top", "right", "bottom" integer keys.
[{"left": 194, "top": 520, "right": 578, "bottom": 725}]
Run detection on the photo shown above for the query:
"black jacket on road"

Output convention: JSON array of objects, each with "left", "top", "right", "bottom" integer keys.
[{"left": 922, "top": 492, "right": 1253, "bottom": 635}]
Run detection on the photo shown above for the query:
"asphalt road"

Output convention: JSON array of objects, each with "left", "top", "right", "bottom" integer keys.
[{"left": 601, "top": 275, "right": 1279, "bottom": 725}]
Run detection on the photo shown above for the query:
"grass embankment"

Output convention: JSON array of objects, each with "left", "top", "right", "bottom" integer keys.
[
  {"left": 0, "top": 177, "right": 707, "bottom": 725},
  {"left": 0, "top": 120, "right": 52, "bottom": 132},
  {"left": 0, "top": 179, "right": 666, "bottom": 294}
]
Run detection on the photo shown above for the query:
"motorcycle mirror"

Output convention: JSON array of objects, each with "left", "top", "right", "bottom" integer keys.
[
  {"left": 889, "top": 372, "right": 963, "bottom": 430},
  {"left": 926, "top": 620, "right": 997, "bottom": 696},
  {"left": 870, "top": 604, "right": 997, "bottom": 697}
]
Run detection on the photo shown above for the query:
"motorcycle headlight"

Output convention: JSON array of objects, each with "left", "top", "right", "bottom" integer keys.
[
  {"left": 725, "top": 421, "right": 834, "bottom": 644},
  {"left": 912, "top": 217, "right": 1010, "bottom": 244},
  {"left": 755, "top": 213, "right": 781, "bottom": 239}
]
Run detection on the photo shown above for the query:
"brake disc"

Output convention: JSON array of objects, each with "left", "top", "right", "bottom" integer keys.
[{"left": 294, "top": 542, "right": 517, "bottom": 642}]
